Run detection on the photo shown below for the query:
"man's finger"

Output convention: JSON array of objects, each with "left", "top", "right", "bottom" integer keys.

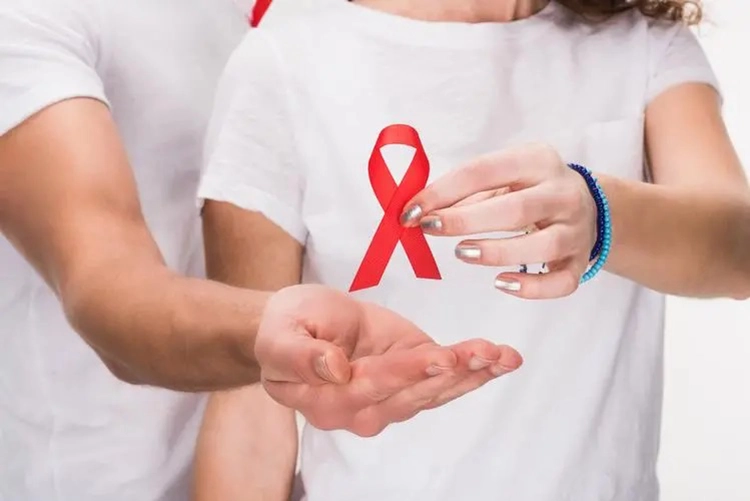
[
  {"left": 343, "top": 344, "right": 458, "bottom": 408},
  {"left": 425, "top": 344, "right": 523, "bottom": 410},
  {"left": 257, "top": 334, "right": 352, "bottom": 385},
  {"left": 424, "top": 371, "right": 502, "bottom": 411},
  {"left": 369, "top": 339, "right": 517, "bottom": 422},
  {"left": 286, "top": 345, "right": 459, "bottom": 436},
  {"left": 352, "top": 372, "right": 459, "bottom": 432}
]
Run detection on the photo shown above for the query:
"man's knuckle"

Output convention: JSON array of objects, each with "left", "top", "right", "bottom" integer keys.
[{"left": 360, "top": 380, "right": 391, "bottom": 404}]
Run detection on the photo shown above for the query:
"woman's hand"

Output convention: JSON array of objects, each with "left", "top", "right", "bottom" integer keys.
[{"left": 402, "top": 143, "right": 598, "bottom": 299}]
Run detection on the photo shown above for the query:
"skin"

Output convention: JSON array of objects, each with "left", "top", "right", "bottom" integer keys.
[
  {"left": 0, "top": 97, "right": 521, "bottom": 427},
  {"left": 408, "top": 84, "right": 750, "bottom": 300},
  {"left": 0, "top": 98, "right": 266, "bottom": 390},
  {"left": 194, "top": 0, "right": 749, "bottom": 499},
  {"left": 194, "top": 205, "right": 522, "bottom": 501}
]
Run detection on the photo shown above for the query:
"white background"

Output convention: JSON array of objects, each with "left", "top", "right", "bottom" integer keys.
[{"left": 658, "top": 1, "right": 750, "bottom": 499}]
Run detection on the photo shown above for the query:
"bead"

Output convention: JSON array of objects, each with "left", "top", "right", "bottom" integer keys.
[{"left": 567, "top": 162, "right": 612, "bottom": 285}]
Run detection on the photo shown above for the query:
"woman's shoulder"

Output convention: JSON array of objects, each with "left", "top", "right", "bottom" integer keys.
[{"left": 551, "top": 4, "right": 694, "bottom": 47}]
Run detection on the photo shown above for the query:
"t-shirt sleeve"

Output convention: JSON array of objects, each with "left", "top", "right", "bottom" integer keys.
[
  {"left": 646, "top": 21, "right": 720, "bottom": 104},
  {"left": 0, "top": 0, "right": 107, "bottom": 136},
  {"left": 198, "top": 30, "right": 306, "bottom": 244}
]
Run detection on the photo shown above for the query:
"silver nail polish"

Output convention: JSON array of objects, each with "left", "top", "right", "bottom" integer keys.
[
  {"left": 400, "top": 205, "right": 423, "bottom": 225},
  {"left": 495, "top": 278, "right": 521, "bottom": 292},
  {"left": 455, "top": 246, "right": 481, "bottom": 260},
  {"left": 420, "top": 216, "right": 443, "bottom": 231}
]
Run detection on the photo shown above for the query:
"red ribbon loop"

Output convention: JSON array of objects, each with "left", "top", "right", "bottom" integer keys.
[
  {"left": 349, "top": 124, "right": 442, "bottom": 292},
  {"left": 250, "top": 0, "right": 272, "bottom": 27}
]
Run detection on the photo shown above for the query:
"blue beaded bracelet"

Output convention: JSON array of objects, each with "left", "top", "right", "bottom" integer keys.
[{"left": 567, "top": 163, "right": 611, "bottom": 284}]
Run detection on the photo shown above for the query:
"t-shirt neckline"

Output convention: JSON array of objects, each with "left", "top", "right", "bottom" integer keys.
[{"left": 333, "top": 0, "right": 562, "bottom": 48}]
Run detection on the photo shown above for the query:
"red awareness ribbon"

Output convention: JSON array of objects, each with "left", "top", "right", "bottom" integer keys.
[
  {"left": 349, "top": 125, "right": 442, "bottom": 292},
  {"left": 249, "top": 0, "right": 272, "bottom": 27}
]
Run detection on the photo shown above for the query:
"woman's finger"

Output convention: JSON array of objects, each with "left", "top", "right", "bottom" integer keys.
[
  {"left": 454, "top": 225, "right": 581, "bottom": 267},
  {"left": 419, "top": 185, "right": 562, "bottom": 236},
  {"left": 452, "top": 187, "right": 511, "bottom": 208},
  {"left": 401, "top": 143, "right": 562, "bottom": 226},
  {"left": 493, "top": 258, "right": 589, "bottom": 299}
]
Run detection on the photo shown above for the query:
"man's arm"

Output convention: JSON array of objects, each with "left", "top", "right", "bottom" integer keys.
[
  {"left": 0, "top": 98, "right": 265, "bottom": 390},
  {"left": 194, "top": 200, "right": 301, "bottom": 501},
  {"left": 602, "top": 83, "right": 750, "bottom": 298}
]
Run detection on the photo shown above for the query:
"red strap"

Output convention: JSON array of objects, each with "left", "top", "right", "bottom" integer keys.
[{"left": 250, "top": 0, "right": 273, "bottom": 27}]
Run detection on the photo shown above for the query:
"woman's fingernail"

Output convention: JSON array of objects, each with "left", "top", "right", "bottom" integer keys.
[
  {"left": 400, "top": 205, "right": 423, "bottom": 225},
  {"left": 495, "top": 278, "right": 521, "bottom": 292},
  {"left": 455, "top": 245, "right": 481, "bottom": 260},
  {"left": 420, "top": 216, "right": 443, "bottom": 232},
  {"left": 426, "top": 365, "right": 453, "bottom": 376},
  {"left": 468, "top": 356, "right": 491, "bottom": 371}
]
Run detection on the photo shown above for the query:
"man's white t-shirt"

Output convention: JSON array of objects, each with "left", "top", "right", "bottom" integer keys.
[
  {"left": 199, "top": 2, "right": 719, "bottom": 500},
  {"left": 0, "top": 0, "right": 318, "bottom": 500}
]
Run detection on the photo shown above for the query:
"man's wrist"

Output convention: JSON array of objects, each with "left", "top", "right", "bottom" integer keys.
[{"left": 168, "top": 277, "right": 271, "bottom": 389}]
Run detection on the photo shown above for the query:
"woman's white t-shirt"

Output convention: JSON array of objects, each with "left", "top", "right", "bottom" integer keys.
[{"left": 199, "top": 2, "right": 719, "bottom": 500}]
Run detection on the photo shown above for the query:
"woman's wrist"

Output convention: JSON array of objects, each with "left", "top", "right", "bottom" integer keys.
[{"left": 567, "top": 163, "right": 612, "bottom": 283}]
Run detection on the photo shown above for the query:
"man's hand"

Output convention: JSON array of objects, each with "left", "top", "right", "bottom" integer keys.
[{"left": 256, "top": 284, "right": 523, "bottom": 437}]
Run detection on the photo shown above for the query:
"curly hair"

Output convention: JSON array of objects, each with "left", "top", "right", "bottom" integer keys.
[{"left": 556, "top": 0, "right": 702, "bottom": 24}]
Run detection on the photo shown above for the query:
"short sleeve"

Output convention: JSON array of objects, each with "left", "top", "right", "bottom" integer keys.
[
  {"left": 198, "top": 30, "right": 306, "bottom": 243},
  {"left": 0, "top": 0, "right": 107, "bottom": 136},
  {"left": 646, "top": 22, "right": 720, "bottom": 104}
]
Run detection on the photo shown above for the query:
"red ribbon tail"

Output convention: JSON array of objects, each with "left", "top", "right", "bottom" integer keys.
[
  {"left": 349, "top": 217, "right": 401, "bottom": 292},
  {"left": 401, "top": 228, "right": 442, "bottom": 280}
]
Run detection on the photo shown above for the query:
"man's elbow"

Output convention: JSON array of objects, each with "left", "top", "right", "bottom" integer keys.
[
  {"left": 60, "top": 279, "right": 144, "bottom": 385},
  {"left": 733, "top": 266, "right": 750, "bottom": 301},
  {"left": 729, "top": 203, "right": 750, "bottom": 300},
  {"left": 98, "top": 355, "right": 145, "bottom": 385}
]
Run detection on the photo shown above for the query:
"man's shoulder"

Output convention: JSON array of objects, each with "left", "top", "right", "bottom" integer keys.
[
  {"left": 0, "top": 0, "right": 102, "bottom": 51},
  {"left": 0, "top": 0, "right": 99, "bottom": 27}
]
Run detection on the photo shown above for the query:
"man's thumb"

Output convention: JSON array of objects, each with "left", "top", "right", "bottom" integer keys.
[
  {"left": 260, "top": 336, "right": 352, "bottom": 385},
  {"left": 311, "top": 341, "right": 352, "bottom": 384}
]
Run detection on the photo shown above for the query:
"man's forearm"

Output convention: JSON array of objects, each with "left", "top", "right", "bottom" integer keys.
[
  {"left": 63, "top": 265, "right": 270, "bottom": 391},
  {"left": 601, "top": 174, "right": 750, "bottom": 299}
]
